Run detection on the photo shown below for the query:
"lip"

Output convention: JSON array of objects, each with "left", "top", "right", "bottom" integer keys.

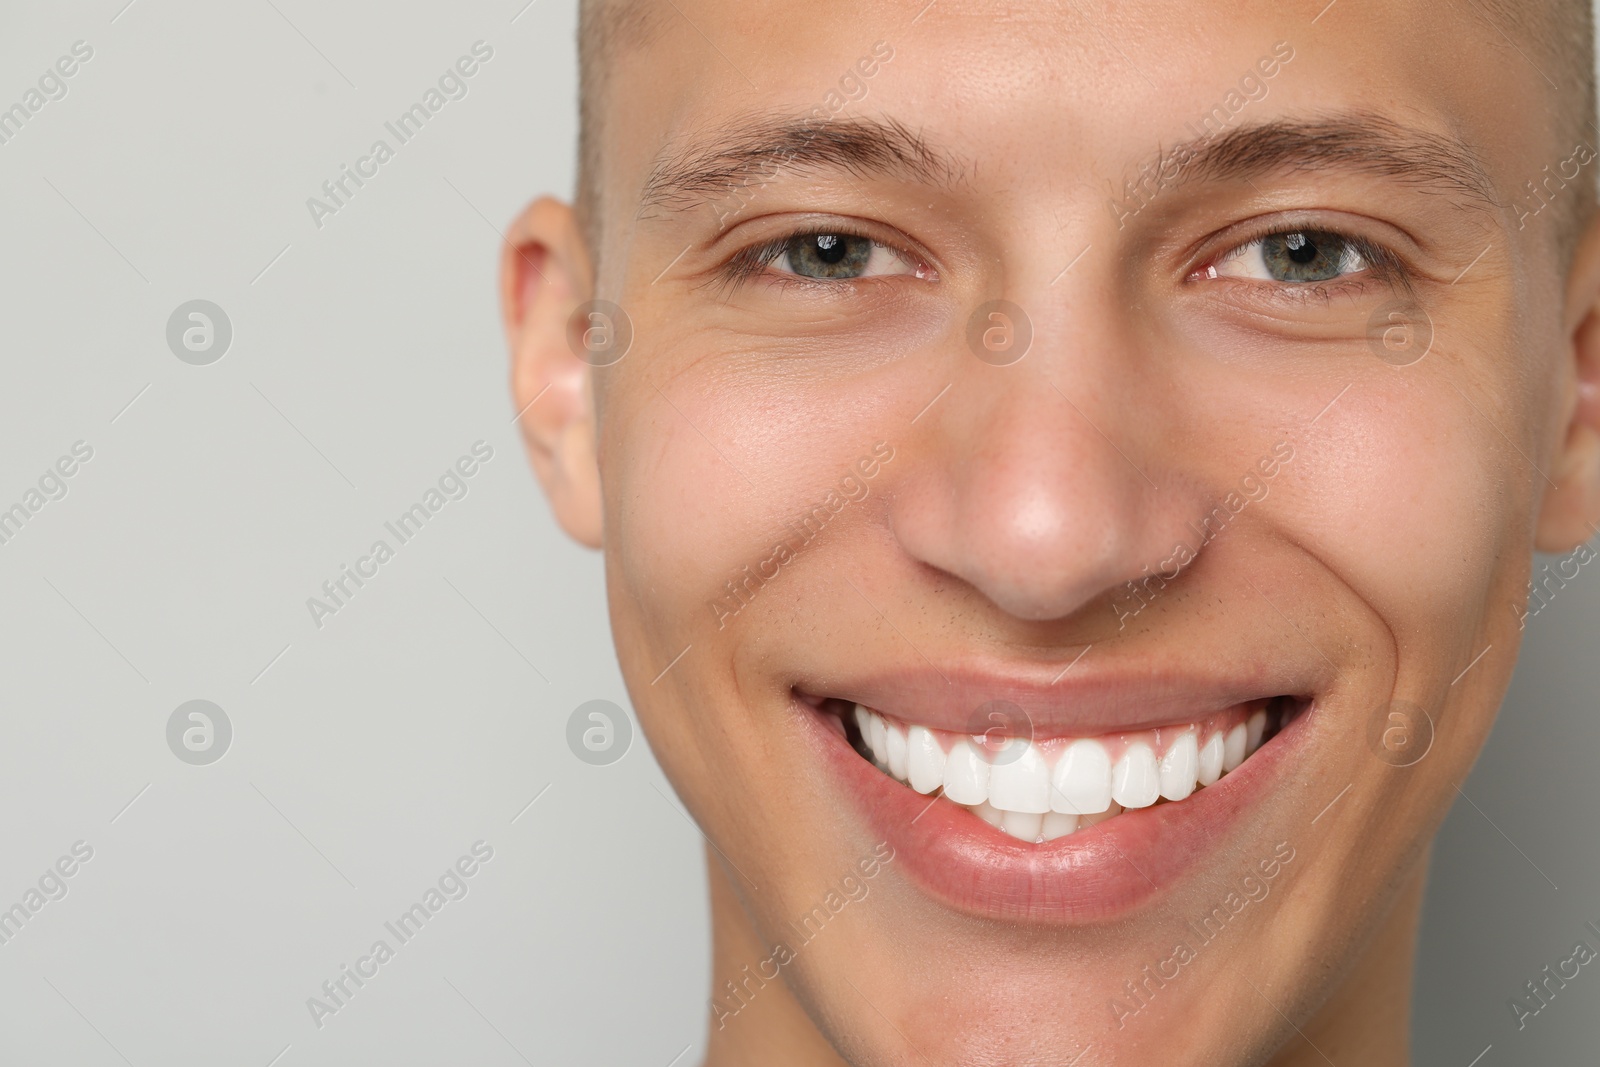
[
  {"left": 799, "top": 691, "right": 1313, "bottom": 924},
  {"left": 799, "top": 654, "right": 1326, "bottom": 737}
]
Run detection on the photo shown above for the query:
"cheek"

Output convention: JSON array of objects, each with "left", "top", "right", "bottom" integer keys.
[{"left": 1283, "top": 377, "right": 1528, "bottom": 656}]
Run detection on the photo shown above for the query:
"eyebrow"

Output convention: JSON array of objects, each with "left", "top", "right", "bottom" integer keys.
[
  {"left": 638, "top": 115, "right": 967, "bottom": 219},
  {"left": 1133, "top": 112, "right": 1499, "bottom": 213},
  {"left": 637, "top": 110, "right": 1500, "bottom": 222}
]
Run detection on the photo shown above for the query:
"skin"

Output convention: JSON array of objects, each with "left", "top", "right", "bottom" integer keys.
[{"left": 501, "top": 1, "right": 1600, "bottom": 1063}]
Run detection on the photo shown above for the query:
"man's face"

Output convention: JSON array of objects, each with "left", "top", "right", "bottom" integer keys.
[{"left": 551, "top": 1, "right": 1592, "bottom": 1062}]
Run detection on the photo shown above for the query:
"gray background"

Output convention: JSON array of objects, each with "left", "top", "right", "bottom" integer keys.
[{"left": 0, "top": 2, "right": 1592, "bottom": 1064}]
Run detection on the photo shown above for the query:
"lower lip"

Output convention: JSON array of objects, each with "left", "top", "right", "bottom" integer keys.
[{"left": 801, "top": 698, "right": 1309, "bottom": 924}]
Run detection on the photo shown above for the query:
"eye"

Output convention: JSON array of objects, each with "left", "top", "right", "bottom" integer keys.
[
  {"left": 772, "top": 233, "right": 919, "bottom": 281},
  {"left": 1199, "top": 230, "right": 1372, "bottom": 284}
]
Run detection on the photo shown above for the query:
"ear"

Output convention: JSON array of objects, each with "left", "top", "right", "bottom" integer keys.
[{"left": 501, "top": 197, "right": 603, "bottom": 548}]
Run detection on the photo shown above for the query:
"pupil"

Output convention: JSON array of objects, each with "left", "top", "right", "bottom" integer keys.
[
  {"left": 1285, "top": 232, "right": 1318, "bottom": 264},
  {"left": 813, "top": 235, "right": 847, "bottom": 264}
]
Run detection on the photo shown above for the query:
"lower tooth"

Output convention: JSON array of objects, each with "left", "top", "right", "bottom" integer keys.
[
  {"left": 1041, "top": 810, "right": 1079, "bottom": 840},
  {"left": 973, "top": 801, "right": 1006, "bottom": 828},
  {"left": 999, "top": 809, "right": 1043, "bottom": 842}
]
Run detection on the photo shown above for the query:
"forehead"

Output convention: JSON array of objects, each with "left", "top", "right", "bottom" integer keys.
[{"left": 594, "top": 0, "right": 1549, "bottom": 245}]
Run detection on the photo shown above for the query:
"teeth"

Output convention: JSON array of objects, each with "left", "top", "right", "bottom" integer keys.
[
  {"left": 885, "top": 720, "right": 909, "bottom": 780},
  {"left": 1246, "top": 708, "right": 1266, "bottom": 753},
  {"left": 851, "top": 702, "right": 1277, "bottom": 843},
  {"left": 906, "top": 725, "right": 946, "bottom": 794},
  {"left": 1158, "top": 730, "right": 1199, "bottom": 802},
  {"left": 1041, "top": 810, "right": 1080, "bottom": 840},
  {"left": 1111, "top": 741, "right": 1161, "bottom": 809},
  {"left": 942, "top": 738, "right": 991, "bottom": 805},
  {"left": 1197, "top": 730, "right": 1225, "bottom": 786},
  {"left": 1222, "top": 722, "right": 1248, "bottom": 773},
  {"left": 1000, "top": 809, "right": 1044, "bottom": 842},
  {"left": 1050, "top": 738, "right": 1112, "bottom": 815},
  {"left": 987, "top": 741, "right": 1050, "bottom": 814}
]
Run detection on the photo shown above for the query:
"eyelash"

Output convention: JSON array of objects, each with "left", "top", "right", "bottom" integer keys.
[
  {"left": 713, "top": 226, "right": 916, "bottom": 294},
  {"left": 713, "top": 222, "right": 1411, "bottom": 298}
]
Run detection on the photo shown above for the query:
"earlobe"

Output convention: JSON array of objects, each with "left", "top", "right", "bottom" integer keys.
[
  {"left": 501, "top": 197, "right": 604, "bottom": 549},
  {"left": 1535, "top": 217, "right": 1600, "bottom": 553}
]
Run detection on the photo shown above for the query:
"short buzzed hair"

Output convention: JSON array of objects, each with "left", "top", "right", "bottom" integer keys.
[{"left": 574, "top": 0, "right": 1597, "bottom": 259}]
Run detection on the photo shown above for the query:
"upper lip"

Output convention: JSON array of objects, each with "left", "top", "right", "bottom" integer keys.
[{"left": 799, "top": 650, "right": 1327, "bottom": 737}]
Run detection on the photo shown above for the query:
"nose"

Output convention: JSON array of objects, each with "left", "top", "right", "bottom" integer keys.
[{"left": 890, "top": 358, "right": 1208, "bottom": 623}]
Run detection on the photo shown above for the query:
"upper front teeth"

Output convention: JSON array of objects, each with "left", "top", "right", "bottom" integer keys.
[{"left": 854, "top": 703, "right": 1270, "bottom": 843}]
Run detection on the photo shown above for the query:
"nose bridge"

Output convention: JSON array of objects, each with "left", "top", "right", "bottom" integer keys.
[{"left": 890, "top": 305, "right": 1203, "bottom": 623}]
